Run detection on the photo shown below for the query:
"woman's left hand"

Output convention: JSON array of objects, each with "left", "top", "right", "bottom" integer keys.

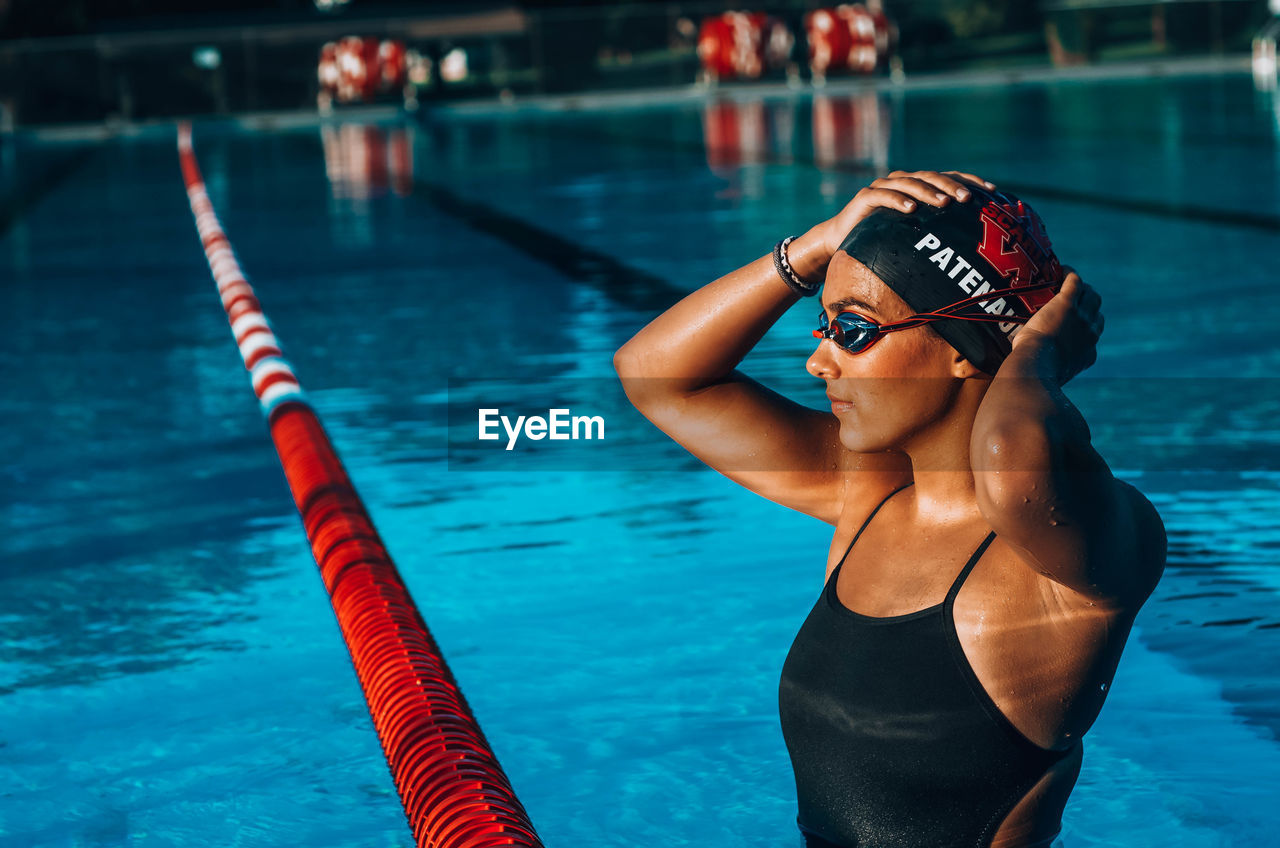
[{"left": 1008, "top": 267, "right": 1103, "bottom": 386}]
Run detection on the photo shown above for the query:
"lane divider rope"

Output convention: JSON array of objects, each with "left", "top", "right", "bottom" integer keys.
[{"left": 176, "top": 122, "right": 544, "bottom": 848}]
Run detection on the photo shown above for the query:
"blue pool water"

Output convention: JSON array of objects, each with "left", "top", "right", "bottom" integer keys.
[{"left": 3, "top": 72, "right": 1280, "bottom": 846}]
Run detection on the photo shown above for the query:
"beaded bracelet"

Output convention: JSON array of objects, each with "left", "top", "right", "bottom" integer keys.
[{"left": 773, "top": 236, "right": 821, "bottom": 297}]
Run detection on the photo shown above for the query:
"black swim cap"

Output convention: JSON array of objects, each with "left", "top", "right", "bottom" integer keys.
[{"left": 839, "top": 185, "right": 1064, "bottom": 374}]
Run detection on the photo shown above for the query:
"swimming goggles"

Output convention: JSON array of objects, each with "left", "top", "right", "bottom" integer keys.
[{"left": 813, "top": 281, "right": 1059, "bottom": 355}]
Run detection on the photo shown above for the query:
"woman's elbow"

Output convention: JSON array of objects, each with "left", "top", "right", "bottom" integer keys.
[
  {"left": 613, "top": 342, "right": 656, "bottom": 410},
  {"left": 613, "top": 341, "right": 639, "bottom": 379},
  {"left": 613, "top": 342, "right": 645, "bottom": 394}
]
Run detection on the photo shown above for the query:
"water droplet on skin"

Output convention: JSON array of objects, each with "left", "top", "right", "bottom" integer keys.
[{"left": 1099, "top": 682, "right": 1109, "bottom": 692}]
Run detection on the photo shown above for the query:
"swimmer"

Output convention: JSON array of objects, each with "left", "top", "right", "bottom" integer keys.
[{"left": 613, "top": 170, "right": 1167, "bottom": 848}]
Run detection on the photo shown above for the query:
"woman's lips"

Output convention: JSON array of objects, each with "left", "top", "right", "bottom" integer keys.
[{"left": 828, "top": 396, "right": 854, "bottom": 414}]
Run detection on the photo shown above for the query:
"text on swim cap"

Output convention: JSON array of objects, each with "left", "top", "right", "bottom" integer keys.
[{"left": 913, "top": 233, "right": 1020, "bottom": 336}]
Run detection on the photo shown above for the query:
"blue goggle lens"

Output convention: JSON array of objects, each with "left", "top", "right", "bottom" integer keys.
[{"left": 817, "top": 311, "right": 879, "bottom": 353}]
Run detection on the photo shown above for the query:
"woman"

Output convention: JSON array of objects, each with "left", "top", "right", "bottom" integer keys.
[{"left": 612, "top": 170, "right": 1167, "bottom": 848}]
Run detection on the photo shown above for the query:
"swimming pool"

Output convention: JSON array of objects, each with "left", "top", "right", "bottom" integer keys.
[{"left": 2, "top": 70, "right": 1279, "bottom": 846}]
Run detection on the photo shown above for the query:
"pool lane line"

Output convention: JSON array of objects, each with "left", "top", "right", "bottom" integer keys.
[
  {"left": 493, "top": 118, "right": 1280, "bottom": 235},
  {"left": 177, "top": 123, "right": 545, "bottom": 848},
  {"left": 0, "top": 144, "right": 98, "bottom": 240},
  {"left": 407, "top": 177, "right": 686, "bottom": 312}
]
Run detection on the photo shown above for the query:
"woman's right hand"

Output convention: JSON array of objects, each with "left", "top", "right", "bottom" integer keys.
[{"left": 816, "top": 170, "right": 998, "bottom": 256}]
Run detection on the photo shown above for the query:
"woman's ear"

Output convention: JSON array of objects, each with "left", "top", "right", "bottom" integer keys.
[{"left": 950, "top": 350, "right": 985, "bottom": 380}]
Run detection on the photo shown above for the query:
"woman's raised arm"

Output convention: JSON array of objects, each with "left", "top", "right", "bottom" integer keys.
[{"left": 613, "top": 171, "right": 986, "bottom": 524}]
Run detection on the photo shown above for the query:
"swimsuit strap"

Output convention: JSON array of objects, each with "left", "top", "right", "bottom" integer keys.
[
  {"left": 835, "top": 481, "right": 915, "bottom": 570},
  {"left": 943, "top": 531, "right": 998, "bottom": 607}
]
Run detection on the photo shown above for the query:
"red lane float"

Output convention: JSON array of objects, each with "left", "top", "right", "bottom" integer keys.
[
  {"left": 319, "top": 36, "right": 411, "bottom": 105},
  {"left": 176, "top": 123, "right": 544, "bottom": 848},
  {"left": 804, "top": 3, "right": 896, "bottom": 82},
  {"left": 697, "top": 12, "right": 793, "bottom": 81}
]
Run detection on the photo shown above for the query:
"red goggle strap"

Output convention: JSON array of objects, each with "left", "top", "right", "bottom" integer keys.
[{"left": 882, "top": 280, "right": 1059, "bottom": 331}]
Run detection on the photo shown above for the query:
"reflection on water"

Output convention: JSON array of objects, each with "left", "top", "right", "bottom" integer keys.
[
  {"left": 703, "top": 100, "right": 770, "bottom": 177},
  {"left": 319, "top": 123, "right": 414, "bottom": 200},
  {"left": 700, "top": 92, "right": 890, "bottom": 176},
  {"left": 319, "top": 122, "right": 415, "bottom": 247},
  {"left": 812, "top": 93, "right": 890, "bottom": 171}
]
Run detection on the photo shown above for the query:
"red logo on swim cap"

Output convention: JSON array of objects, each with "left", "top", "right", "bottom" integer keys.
[{"left": 977, "top": 198, "right": 1062, "bottom": 311}]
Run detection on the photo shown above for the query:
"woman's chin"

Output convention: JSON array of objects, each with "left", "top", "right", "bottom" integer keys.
[{"left": 838, "top": 422, "right": 891, "bottom": 454}]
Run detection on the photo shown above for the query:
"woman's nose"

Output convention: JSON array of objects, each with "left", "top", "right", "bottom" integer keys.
[{"left": 807, "top": 341, "right": 842, "bottom": 380}]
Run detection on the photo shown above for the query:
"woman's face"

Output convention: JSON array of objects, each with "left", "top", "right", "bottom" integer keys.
[{"left": 807, "top": 251, "right": 970, "bottom": 454}]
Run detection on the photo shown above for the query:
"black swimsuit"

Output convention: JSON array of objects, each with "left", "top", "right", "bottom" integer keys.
[{"left": 778, "top": 483, "right": 1078, "bottom": 848}]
